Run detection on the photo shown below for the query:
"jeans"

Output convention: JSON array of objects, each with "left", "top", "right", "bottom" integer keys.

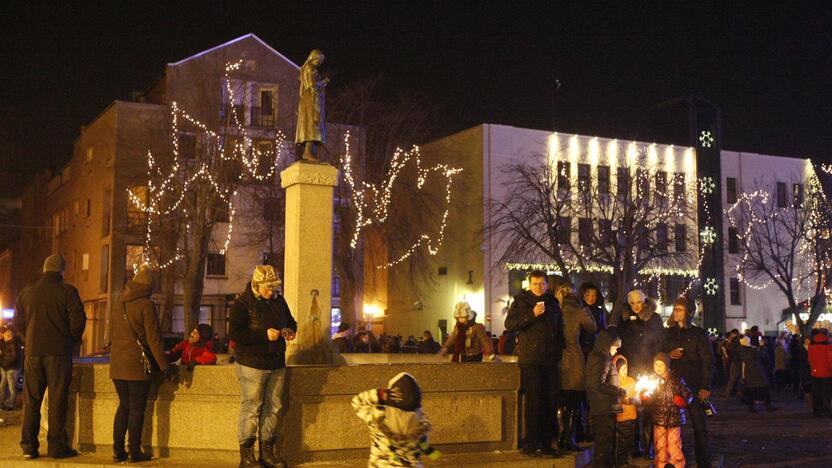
[
  {"left": 236, "top": 363, "right": 287, "bottom": 444},
  {"left": 519, "top": 363, "right": 560, "bottom": 450},
  {"left": 112, "top": 380, "right": 152, "bottom": 455},
  {"left": 20, "top": 355, "right": 74, "bottom": 455},
  {"left": 1, "top": 368, "right": 19, "bottom": 408}
]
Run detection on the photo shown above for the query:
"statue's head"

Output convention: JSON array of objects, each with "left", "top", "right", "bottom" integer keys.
[{"left": 307, "top": 49, "right": 325, "bottom": 66}]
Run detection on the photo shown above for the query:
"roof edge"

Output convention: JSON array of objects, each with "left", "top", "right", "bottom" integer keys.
[{"left": 168, "top": 33, "right": 300, "bottom": 70}]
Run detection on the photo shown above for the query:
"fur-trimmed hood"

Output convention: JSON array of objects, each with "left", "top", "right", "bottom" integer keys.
[{"left": 621, "top": 296, "right": 658, "bottom": 322}]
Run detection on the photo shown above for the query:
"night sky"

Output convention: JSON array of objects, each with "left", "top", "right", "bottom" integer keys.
[{"left": 2, "top": 2, "right": 831, "bottom": 197}]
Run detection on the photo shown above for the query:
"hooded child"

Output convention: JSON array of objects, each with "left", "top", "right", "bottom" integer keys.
[
  {"left": 642, "top": 352, "right": 691, "bottom": 468},
  {"left": 352, "top": 372, "right": 439, "bottom": 467},
  {"left": 585, "top": 328, "right": 626, "bottom": 468}
]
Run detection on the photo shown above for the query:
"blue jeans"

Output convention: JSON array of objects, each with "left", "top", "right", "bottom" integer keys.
[
  {"left": 235, "top": 363, "right": 287, "bottom": 444},
  {"left": 1, "top": 368, "right": 18, "bottom": 408}
]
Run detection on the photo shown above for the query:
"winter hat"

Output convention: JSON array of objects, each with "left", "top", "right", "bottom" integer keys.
[
  {"left": 453, "top": 301, "right": 473, "bottom": 320},
  {"left": 386, "top": 372, "right": 422, "bottom": 411},
  {"left": 132, "top": 265, "right": 153, "bottom": 287},
  {"left": 612, "top": 354, "right": 629, "bottom": 373},
  {"left": 43, "top": 254, "right": 66, "bottom": 273},
  {"left": 252, "top": 265, "right": 281, "bottom": 291},
  {"left": 653, "top": 352, "right": 671, "bottom": 368}
]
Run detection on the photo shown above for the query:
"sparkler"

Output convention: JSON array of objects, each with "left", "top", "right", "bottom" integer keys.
[{"left": 634, "top": 375, "right": 660, "bottom": 397}]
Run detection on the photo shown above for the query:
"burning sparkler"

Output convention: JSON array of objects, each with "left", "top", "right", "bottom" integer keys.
[{"left": 635, "top": 375, "right": 660, "bottom": 397}]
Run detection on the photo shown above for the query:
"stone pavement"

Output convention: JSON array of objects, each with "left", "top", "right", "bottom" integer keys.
[{"left": 2, "top": 389, "right": 831, "bottom": 467}]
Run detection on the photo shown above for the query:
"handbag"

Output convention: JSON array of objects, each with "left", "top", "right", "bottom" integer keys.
[{"left": 122, "top": 304, "right": 160, "bottom": 375}]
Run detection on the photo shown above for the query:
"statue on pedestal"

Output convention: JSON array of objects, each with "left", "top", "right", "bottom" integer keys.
[{"left": 295, "top": 49, "right": 329, "bottom": 161}]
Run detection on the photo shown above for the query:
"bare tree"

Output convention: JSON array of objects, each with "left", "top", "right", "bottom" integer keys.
[
  {"left": 488, "top": 146, "right": 698, "bottom": 318},
  {"left": 726, "top": 170, "right": 832, "bottom": 335},
  {"left": 327, "top": 77, "right": 449, "bottom": 325}
]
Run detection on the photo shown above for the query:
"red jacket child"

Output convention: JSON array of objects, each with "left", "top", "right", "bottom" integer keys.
[
  {"left": 808, "top": 332, "right": 832, "bottom": 378},
  {"left": 168, "top": 324, "right": 217, "bottom": 367}
]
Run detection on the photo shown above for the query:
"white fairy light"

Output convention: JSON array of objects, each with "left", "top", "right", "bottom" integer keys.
[
  {"left": 704, "top": 277, "right": 718, "bottom": 295},
  {"left": 698, "top": 131, "right": 714, "bottom": 148}
]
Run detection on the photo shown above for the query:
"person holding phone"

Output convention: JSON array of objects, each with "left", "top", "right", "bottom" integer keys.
[
  {"left": 229, "top": 265, "right": 297, "bottom": 468},
  {"left": 505, "top": 270, "right": 566, "bottom": 458}
]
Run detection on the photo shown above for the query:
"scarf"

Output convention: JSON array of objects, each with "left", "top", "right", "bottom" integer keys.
[{"left": 452, "top": 321, "right": 470, "bottom": 362}]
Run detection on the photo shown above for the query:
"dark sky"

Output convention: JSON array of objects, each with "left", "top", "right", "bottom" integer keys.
[{"left": 2, "top": 2, "right": 831, "bottom": 196}]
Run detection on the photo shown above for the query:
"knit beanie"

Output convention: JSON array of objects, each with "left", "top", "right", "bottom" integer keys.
[
  {"left": 453, "top": 301, "right": 473, "bottom": 320},
  {"left": 653, "top": 352, "right": 671, "bottom": 368},
  {"left": 132, "top": 265, "right": 153, "bottom": 286},
  {"left": 43, "top": 254, "right": 66, "bottom": 273},
  {"left": 386, "top": 372, "right": 422, "bottom": 411},
  {"left": 252, "top": 265, "right": 281, "bottom": 291}
]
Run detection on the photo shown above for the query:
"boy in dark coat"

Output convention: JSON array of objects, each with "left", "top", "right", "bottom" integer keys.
[{"left": 585, "top": 328, "right": 625, "bottom": 468}]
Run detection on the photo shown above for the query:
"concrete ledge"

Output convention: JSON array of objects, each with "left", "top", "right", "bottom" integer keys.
[{"left": 52, "top": 361, "right": 522, "bottom": 464}]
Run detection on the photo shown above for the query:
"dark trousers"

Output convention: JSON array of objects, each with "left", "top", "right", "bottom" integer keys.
[
  {"left": 811, "top": 377, "right": 832, "bottom": 416},
  {"left": 688, "top": 396, "right": 711, "bottom": 468},
  {"left": 614, "top": 419, "right": 636, "bottom": 466},
  {"left": 520, "top": 363, "right": 559, "bottom": 450},
  {"left": 112, "top": 379, "right": 152, "bottom": 454},
  {"left": 591, "top": 413, "right": 615, "bottom": 468},
  {"left": 723, "top": 362, "right": 740, "bottom": 396},
  {"left": 20, "top": 355, "right": 73, "bottom": 455}
]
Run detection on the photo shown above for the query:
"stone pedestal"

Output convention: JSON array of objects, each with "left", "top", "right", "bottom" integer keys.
[{"left": 280, "top": 161, "right": 340, "bottom": 364}]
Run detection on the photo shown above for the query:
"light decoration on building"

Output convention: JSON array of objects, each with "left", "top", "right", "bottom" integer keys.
[
  {"left": 339, "top": 132, "right": 463, "bottom": 268},
  {"left": 698, "top": 131, "right": 714, "bottom": 148},
  {"left": 700, "top": 226, "right": 717, "bottom": 245},
  {"left": 128, "top": 60, "right": 287, "bottom": 269},
  {"left": 703, "top": 277, "right": 718, "bottom": 295},
  {"left": 699, "top": 176, "right": 715, "bottom": 195}
]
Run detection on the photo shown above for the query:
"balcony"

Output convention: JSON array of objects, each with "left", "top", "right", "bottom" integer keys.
[{"left": 250, "top": 106, "right": 276, "bottom": 128}]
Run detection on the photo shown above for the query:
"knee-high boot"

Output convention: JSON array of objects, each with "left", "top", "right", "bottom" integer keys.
[{"left": 558, "top": 408, "right": 583, "bottom": 451}]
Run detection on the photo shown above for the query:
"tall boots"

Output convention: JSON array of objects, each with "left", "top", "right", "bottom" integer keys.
[
  {"left": 259, "top": 439, "right": 287, "bottom": 468},
  {"left": 558, "top": 408, "right": 583, "bottom": 452},
  {"left": 239, "top": 438, "right": 261, "bottom": 468}
]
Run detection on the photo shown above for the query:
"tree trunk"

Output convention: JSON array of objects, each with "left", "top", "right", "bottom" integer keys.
[
  {"left": 160, "top": 267, "right": 176, "bottom": 333},
  {"left": 182, "top": 225, "right": 210, "bottom": 335}
]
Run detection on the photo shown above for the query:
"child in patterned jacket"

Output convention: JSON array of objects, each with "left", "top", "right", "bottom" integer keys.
[{"left": 352, "top": 372, "right": 439, "bottom": 467}]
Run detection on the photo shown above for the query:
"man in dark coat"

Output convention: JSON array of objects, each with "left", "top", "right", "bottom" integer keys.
[
  {"left": 505, "top": 270, "right": 566, "bottom": 458},
  {"left": 229, "top": 265, "right": 297, "bottom": 468},
  {"left": 13, "top": 255, "right": 86, "bottom": 459},
  {"left": 662, "top": 296, "right": 714, "bottom": 468}
]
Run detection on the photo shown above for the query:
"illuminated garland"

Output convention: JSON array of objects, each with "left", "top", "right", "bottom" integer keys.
[{"left": 339, "top": 132, "right": 463, "bottom": 269}]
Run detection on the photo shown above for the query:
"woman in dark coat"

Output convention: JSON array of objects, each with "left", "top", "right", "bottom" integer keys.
[
  {"left": 738, "top": 336, "right": 777, "bottom": 412},
  {"left": 109, "top": 267, "right": 168, "bottom": 462}
]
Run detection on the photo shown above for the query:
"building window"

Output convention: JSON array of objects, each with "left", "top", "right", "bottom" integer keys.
[
  {"left": 617, "top": 167, "right": 630, "bottom": 198},
  {"left": 674, "top": 224, "right": 686, "bottom": 252},
  {"left": 655, "top": 171, "right": 667, "bottom": 196},
  {"left": 99, "top": 244, "right": 109, "bottom": 293},
  {"left": 84, "top": 199, "right": 92, "bottom": 218},
  {"left": 125, "top": 244, "right": 146, "bottom": 281},
  {"left": 127, "top": 186, "right": 148, "bottom": 230},
  {"left": 214, "top": 199, "right": 230, "bottom": 223},
  {"left": 179, "top": 133, "right": 198, "bottom": 159},
  {"left": 793, "top": 183, "right": 804, "bottom": 208},
  {"left": 730, "top": 278, "right": 741, "bottom": 305},
  {"left": 728, "top": 226, "right": 739, "bottom": 254},
  {"left": 600, "top": 219, "right": 614, "bottom": 245},
  {"left": 598, "top": 165, "right": 610, "bottom": 194},
  {"left": 86, "top": 147, "right": 94, "bottom": 163},
  {"left": 557, "top": 216, "right": 571, "bottom": 244},
  {"left": 557, "top": 161, "right": 570, "bottom": 191},
  {"left": 656, "top": 224, "right": 668, "bottom": 251},
  {"left": 673, "top": 173, "right": 686, "bottom": 204},
  {"left": 578, "top": 218, "right": 591, "bottom": 246},
  {"left": 726, "top": 177, "right": 737, "bottom": 204},
  {"left": 332, "top": 275, "right": 341, "bottom": 298},
  {"left": 102, "top": 189, "right": 111, "bottom": 237},
  {"left": 206, "top": 253, "right": 226, "bottom": 277},
  {"left": 776, "top": 182, "right": 787, "bottom": 208},
  {"left": 577, "top": 164, "right": 591, "bottom": 193},
  {"left": 438, "top": 266, "right": 448, "bottom": 276}
]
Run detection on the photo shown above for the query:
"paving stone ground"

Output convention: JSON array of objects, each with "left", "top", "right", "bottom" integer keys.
[{"left": 1, "top": 389, "right": 830, "bottom": 467}]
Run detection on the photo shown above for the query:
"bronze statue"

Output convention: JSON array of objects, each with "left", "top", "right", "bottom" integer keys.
[{"left": 295, "top": 49, "right": 329, "bottom": 161}]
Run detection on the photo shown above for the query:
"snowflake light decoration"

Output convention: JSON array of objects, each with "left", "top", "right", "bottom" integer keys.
[
  {"left": 700, "top": 226, "right": 717, "bottom": 245},
  {"left": 699, "top": 130, "right": 714, "bottom": 148},
  {"left": 704, "top": 278, "right": 718, "bottom": 295},
  {"left": 699, "top": 176, "right": 715, "bottom": 195}
]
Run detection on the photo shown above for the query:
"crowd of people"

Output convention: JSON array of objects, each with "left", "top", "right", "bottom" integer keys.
[{"left": 6, "top": 255, "right": 832, "bottom": 467}]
